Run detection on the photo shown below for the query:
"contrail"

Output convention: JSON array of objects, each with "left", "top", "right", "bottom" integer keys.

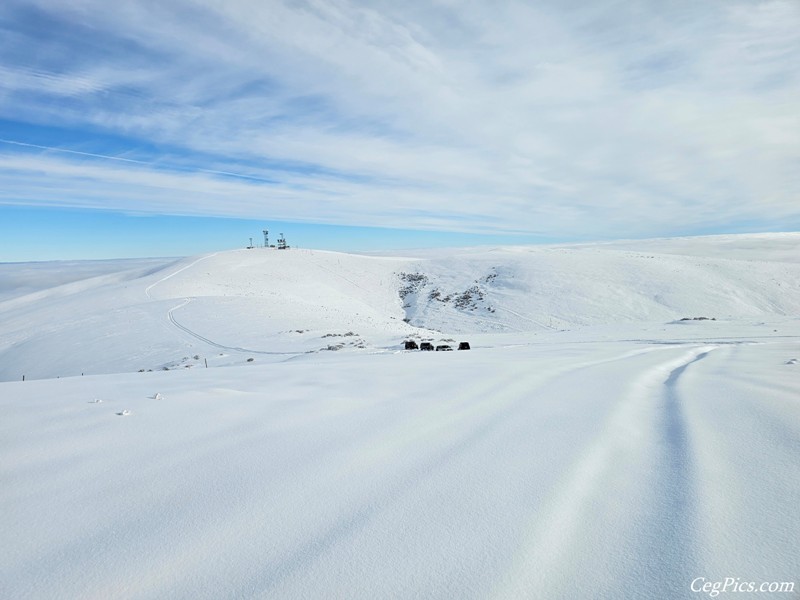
[
  {"left": 0, "top": 138, "right": 278, "bottom": 184},
  {"left": 0, "top": 138, "right": 151, "bottom": 165}
]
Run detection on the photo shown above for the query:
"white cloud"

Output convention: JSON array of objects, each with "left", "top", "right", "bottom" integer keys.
[{"left": 0, "top": 0, "right": 798, "bottom": 238}]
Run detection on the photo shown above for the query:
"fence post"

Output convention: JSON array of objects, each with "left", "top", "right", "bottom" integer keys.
[{"left": 205, "top": 358, "right": 208, "bottom": 368}]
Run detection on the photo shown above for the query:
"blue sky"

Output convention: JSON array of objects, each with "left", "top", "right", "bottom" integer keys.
[
  {"left": 0, "top": 205, "right": 554, "bottom": 261},
  {"left": 1, "top": 1, "right": 799, "bottom": 260}
]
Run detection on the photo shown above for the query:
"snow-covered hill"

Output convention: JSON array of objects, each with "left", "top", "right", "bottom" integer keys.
[
  {"left": 1, "top": 233, "right": 799, "bottom": 598},
  {"left": 0, "top": 233, "right": 798, "bottom": 381},
  {"left": 396, "top": 240, "right": 800, "bottom": 332}
]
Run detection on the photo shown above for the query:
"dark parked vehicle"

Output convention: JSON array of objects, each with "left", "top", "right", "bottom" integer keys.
[
  {"left": 420, "top": 342, "right": 434, "bottom": 351},
  {"left": 458, "top": 342, "right": 471, "bottom": 350},
  {"left": 435, "top": 345, "right": 453, "bottom": 351},
  {"left": 404, "top": 340, "right": 419, "bottom": 350}
]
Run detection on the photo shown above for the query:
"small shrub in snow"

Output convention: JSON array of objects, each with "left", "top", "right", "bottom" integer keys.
[
  {"left": 454, "top": 286, "right": 483, "bottom": 309},
  {"left": 324, "top": 331, "right": 359, "bottom": 338}
]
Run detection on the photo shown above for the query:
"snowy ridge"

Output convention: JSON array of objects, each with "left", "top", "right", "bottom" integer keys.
[
  {"left": 1, "top": 233, "right": 799, "bottom": 381},
  {"left": 398, "top": 242, "right": 800, "bottom": 332}
]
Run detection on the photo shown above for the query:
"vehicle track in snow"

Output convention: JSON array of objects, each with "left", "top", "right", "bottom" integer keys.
[
  {"left": 146, "top": 252, "right": 304, "bottom": 357},
  {"left": 491, "top": 304, "right": 558, "bottom": 331},
  {"left": 638, "top": 347, "right": 715, "bottom": 592},
  {"left": 166, "top": 298, "right": 305, "bottom": 356},
  {"left": 493, "top": 344, "right": 718, "bottom": 599},
  {"left": 144, "top": 252, "right": 221, "bottom": 300},
  {"left": 224, "top": 345, "right": 684, "bottom": 596}
]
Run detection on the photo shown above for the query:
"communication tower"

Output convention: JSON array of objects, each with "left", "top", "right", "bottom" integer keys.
[{"left": 263, "top": 230, "right": 269, "bottom": 248}]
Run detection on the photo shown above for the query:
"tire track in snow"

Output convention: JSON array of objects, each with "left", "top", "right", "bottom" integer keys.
[
  {"left": 304, "top": 252, "right": 369, "bottom": 293},
  {"left": 494, "top": 345, "right": 717, "bottom": 599},
  {"left": 643, "top": 348, "right": 714, "bottom": 588},
  {"left": 146, "top": 252, "right": 304, "bottom": 356},
  {"left": 223, "top": 346, "right": 685, "bottom": 596},
  {"left": 166, "top": 298, "right": 303, "bottom": 356},
  {"left": 144, "top": 252, "right": 220, "bottom": 299},
  {"left": 492, "top": 304, "right": 558, "bottom": 331},
  {"left": 673, "top": 342, "right": 800, "bottom": 581}
]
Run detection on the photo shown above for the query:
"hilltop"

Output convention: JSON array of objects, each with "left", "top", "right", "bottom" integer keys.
[{"left": 0, "top": 233, "right": 798, "bottom": 381}]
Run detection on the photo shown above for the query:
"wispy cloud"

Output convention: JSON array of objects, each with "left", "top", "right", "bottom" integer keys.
[{"left": 1, "top": 0, "right": 798, "bottom": 239}]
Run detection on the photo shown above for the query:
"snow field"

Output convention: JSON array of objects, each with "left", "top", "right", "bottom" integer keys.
[
  {"left": 1, "top": 233, "right": 799, "bottom": 598},
  {"left": 1, "top": 338, "right": 798, "bottom": 598}
]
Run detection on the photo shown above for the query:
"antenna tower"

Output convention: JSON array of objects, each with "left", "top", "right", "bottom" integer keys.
[{"left": 263, "top": 229, "right": 269, "bottom": 248}]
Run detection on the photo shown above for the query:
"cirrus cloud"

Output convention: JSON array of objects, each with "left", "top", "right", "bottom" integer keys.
[{"left": 1, "top": 0, "right": 798, "bottom": 240}]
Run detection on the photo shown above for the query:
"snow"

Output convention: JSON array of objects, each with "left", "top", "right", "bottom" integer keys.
[
  {"left": 1, "top": 234, "right": 799, "bottom": 598},
  {"left": 2, "top": 236, "right": 799, "bottom": 382}
]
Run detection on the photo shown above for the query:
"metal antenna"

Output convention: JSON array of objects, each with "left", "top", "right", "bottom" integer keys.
[{"left": 263, "top": 229, "right": 269, "bottom": 248}]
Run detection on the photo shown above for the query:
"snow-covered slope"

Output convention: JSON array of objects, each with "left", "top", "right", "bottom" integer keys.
[
  {"left": 1, "top": 233, "right": 799, "bottom": 598},
  {"left": 2, "top": 336, "right": 799, "bottom": 599},
  {"left": 0, "top": 250, "right": 423, "bottom": 382},
  {"left": 1, "top": 234, "right": 798, "bottom": 381},
  {"left": 396, "top": 242, "right": 800, "bottom": 332}
]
